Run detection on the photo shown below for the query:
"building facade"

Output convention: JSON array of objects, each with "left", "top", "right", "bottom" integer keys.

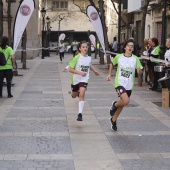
[
  {"left": 2, "top": 0, "right": 118, "bottom": 59},
  {"left": 127, "top": 0, "right": 170, "bottom": 47},
  {"left": 39, "top": 0, "right": 118, "bottom": 45}
]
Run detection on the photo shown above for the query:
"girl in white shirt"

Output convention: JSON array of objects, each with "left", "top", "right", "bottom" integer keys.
[{"left": 68, "top": 42, "right": 99, "bottom": 121}]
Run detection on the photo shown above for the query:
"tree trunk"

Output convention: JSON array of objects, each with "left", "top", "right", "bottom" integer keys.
[
  {"left": 0, "top": 0, "right": 3, "bottom": 41},
  {"left": 7, "top": 0, "right": 11, "bottom": 46},
  {"left": 99, "top": 0, "right": 109, "bottom": 64},
  {"left": 140, "top": 1, "right": 150, "bottom": 53},
  {"left": 138, "top": 0, "right": 150, "bottom": 86}
]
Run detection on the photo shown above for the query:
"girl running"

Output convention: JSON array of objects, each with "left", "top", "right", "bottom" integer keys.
[
  {"left": 107, "top": 39, "right": 143, "bottom": 131},
  {"left": 68, "top": 41, "right": 99, "bottom": 121}
]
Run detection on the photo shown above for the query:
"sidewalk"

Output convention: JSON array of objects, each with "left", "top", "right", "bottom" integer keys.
[{"left": 0, "top": 53, "right": 170, "bottom": 170}]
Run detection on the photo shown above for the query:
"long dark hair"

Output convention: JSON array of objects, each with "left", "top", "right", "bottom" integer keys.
[{"left": 0, "top": 36, "right": 9, "bottom": 49}]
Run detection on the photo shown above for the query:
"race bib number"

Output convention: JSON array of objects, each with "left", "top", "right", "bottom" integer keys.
[
  {"left": 120, "top": 69, "right": 132, "bottom": 78},
  {"left": 81, "top": 65, "right": 89, "bottom": 72}
]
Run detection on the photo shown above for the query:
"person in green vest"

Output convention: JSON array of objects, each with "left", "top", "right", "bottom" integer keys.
[
  {"left": 97, "top": 43, "right": 100, "bottom": 57},
  {"left": 149, "top": 37, "right": 160, "bottom": 91},
  {"left": 0, "top": 36, "right": 16, "bottom": 98}
]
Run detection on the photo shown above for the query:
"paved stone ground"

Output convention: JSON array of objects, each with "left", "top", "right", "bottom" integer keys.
[{"left": 0, "top": 53, "right": 170, "bottom": 170}]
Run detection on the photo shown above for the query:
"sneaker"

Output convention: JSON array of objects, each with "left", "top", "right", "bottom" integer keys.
[
  {"left": 110, "top": 101, "right": 117, "bottom": 117},
  {"left": 110, "top": 118, "right": 117, "bottom": 131},
  {"left": 77, "top": 113, "right": 83, "bottom": 121}
]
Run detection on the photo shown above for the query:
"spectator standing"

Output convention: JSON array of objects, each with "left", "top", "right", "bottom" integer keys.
[
  {"left": 143, "top": 39, "right": 149, "bottom": 83},
  {"left": 112, "top": 37, "right": 118, "bottom": 53},
  {"left": 149, "top": 37, "right": 160, "bottom": 91},
  {"left": 0, "top": 36, "right": 16, "bottom": 98},
  {"left": 164, "top": 38, "right": 170, "bottom": 66},
  {"left": 146, "top": 38, "right": 154, "bottom": 85}
]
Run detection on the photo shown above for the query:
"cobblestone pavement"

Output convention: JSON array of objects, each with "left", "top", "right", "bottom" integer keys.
[{"left": 0, "top": 53, "right": 170, "bottom": 170}]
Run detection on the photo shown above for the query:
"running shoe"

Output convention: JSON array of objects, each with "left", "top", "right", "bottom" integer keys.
[
  {"left": 110, "top": 101, "right": 117, "bottom": 116},
  {"left": 77, "top": 113, "right": 83, "bottom": 121},
  {"left": 110, "top": 118, "right": 117, "bottom": 131}
]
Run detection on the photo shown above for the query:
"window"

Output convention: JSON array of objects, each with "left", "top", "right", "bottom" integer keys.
[{"left": 52, "top": 1, "right": 68, "bottom": 10}]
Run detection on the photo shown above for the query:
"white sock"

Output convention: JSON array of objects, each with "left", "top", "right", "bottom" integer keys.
[{"left": 79, "top": 101, "right": 85, "bottom": 114}]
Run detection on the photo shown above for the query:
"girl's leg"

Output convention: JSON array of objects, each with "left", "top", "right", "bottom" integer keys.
[
  {"left": 77, "top": 87, "right": 86, "bottom": 121},
  {"left": 110, "top": 93, "right": 130, "bottom": 131},
  {"left": 112, "top": 93, "right": 129, "bottom": 122}
]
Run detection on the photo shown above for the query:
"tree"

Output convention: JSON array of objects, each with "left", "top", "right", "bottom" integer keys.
[
  {"left": 72, "top": 0, "right": 110, "bottom": 64},
  {"left": 0, "top": 0, "right": 3, "bottom": 41},
  {"left": 7, "top": 0, "right": 12, "bottom": 45},
  {"left": 140, "top": 0, "right": 150, "bottom": 52}
]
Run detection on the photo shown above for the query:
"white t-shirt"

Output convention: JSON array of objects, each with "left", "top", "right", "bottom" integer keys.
[
  {"left": 164, "top": 48, "right": 170, "bottom": 66},
  {"left": 59, "top": 43, "right": 65, "bottom": 52},
  {"left": 112, "top": 41, "right": 118, "bottom": 51},
  {"left": 72, "top": 41, "right": 79, "bottom": 51},
  {"left": 69, "top": 54, "right": 91, "bottom": 85},
  {"left": 112, "top": 54, "right": 143, "bottom": 90}
]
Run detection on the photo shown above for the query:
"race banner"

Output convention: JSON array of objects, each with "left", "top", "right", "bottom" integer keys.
[
  {"left": 89, "top": 34, "right": 96, "bottom": 48},
  {"left": 13, "top": 0, "right": 35, "bottom": 53},
  {"left": 59, "top": 33, "right": 66, "bottom": 42},
  {"left": 87, "top": 5, "right": 106, "bottom": 60}
]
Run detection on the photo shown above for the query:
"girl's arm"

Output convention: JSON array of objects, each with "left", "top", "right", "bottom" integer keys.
[
  {"left": 107, "top": 63, "right": 113, "bottom": 81},
  {"left": 90, "top": 65, "right": 99, "bottom": 75},
  {"left": 137, "top": 67, "right": 143, "bottom": 76},
  {"left": 69, "top": 67, "right": 86, "bottom": 77}
]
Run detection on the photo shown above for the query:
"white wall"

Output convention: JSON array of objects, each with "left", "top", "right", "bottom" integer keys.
[
  {"left": 46, "top": 0, "right": 118, "bottom": 44},
  {"left": 128, "top": 0, "right": 141, "bottom": 13},
  {"left": 47, "top": 1, "right": 94, "bottom": 32}
]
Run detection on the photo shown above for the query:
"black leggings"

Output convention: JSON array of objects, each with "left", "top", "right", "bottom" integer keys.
[
  {"left": 0, "top": 69, "right": 13, "bottom": 96},
  {"left": 59, "top": 52, "right": 64, "bottom": 61}
]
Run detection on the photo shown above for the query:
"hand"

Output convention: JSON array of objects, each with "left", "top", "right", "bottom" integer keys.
[
  {"left": 107, "top": 75, "right": 111, "bottom": 81},
  {"left": 80, "top": 72, "right": 86, "bottom": 77},
  {"left": 94, "top": 71, "right": 99, "bottom": 76}
]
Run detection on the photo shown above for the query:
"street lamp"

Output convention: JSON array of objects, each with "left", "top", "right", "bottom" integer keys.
[
  {"left": 46, "top": 16, "right": 51, "bottom": 57},
  {"left": 41, "top": 7, "right": 46, "bottom": 59}
]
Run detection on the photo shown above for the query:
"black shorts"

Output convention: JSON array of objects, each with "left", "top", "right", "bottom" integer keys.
[
  {"left": 71, "top": 82, "right": 88, "bottom": 92},
  {"left": 115, "top": 86, "right": 132, "bottom": 97}
]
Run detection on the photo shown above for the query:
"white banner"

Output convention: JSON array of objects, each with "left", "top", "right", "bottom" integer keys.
[
  {"left": 87, "top": 6, "right": 106, "bottom": 55},
  {"left": 13, "top": 0, "right": 35, "bottom": 53},
  {"left": 89, "top": 34, "right": 96, "bottom": 47},
  {"left": 59, "top": 33, "right": 66, "bottom": 42}
]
